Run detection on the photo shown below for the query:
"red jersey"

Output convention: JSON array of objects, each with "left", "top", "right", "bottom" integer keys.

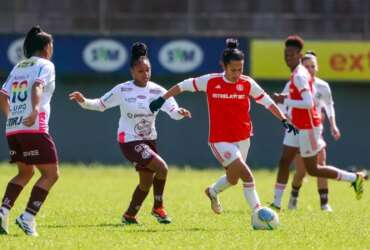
[
  {"left": 179, "top": 73, "right": 269, "bottom": 143},
  {"left": 289, "top": 65, "right": 321, "bottom": 129}
]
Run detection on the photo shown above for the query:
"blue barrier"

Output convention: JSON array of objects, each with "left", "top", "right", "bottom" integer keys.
[{"left": 0, "top": 35, "right": 249, "bottom": 76}]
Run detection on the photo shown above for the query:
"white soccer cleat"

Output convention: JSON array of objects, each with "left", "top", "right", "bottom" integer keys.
[
  {"left": 288, "top": 196, "right": 298, "bottom": 210},
  {"left": 0, "top": 208, "right": 9, "bottom": 235},
  {"left": 15, "top": 214, "right": 38, "bottom": 237},
  {"left": 205, "top": 187, "right": 223, "bottom": 214},
  {"left": 321, "top": 204, "right": 333, "bottom": 212}
]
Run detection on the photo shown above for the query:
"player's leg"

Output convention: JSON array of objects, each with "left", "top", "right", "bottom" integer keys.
[
  {"left": 123, "top": 170, "right": 154, "bottom": 224},
  {"left": 272, "top": 145, "right": 299, "bottom": 210},
  {"left": 300, "top": 128, "right": 365, "bottom": 199},
  {"left": 146, "top": 154, "right": 172, "bottom": 224},
  {"left": 288, "top": 155, "right": 305, "bottom": 210},
  {"left": 16, "top": 162, "right": 59, "bottom": 237},
  {"left": 316, "top": 148, "right": 331, "bottom": 211},
  {"left": 205, "top": 142, "right": 236, "bottom": 214},
  {"left": 0, "top": 162, "right": 35, "bottom": 235}
]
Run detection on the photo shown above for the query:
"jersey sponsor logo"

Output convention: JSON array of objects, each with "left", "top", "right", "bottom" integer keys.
[
  {"left": 125, "top": 97, "right": 136, "bottom": 103},
  {"left": 10, "top": 103, "right": 27, "bottom": 115},
  {"left": 23, "top": 149, "right": 39, "bottom": 157},
  {"left": 137, "top": 95, "right": 147, "bottom": 100},
  {"left": 159, "top": 40, "right": 204, "bottom": 73},
  {"left": 236, "top": 84, "right": 244, "bottom": 91},
  {"left": 6, "top": 116, "right": 23, "bottom": 128},
  {"left": 121, "top": 87, "right": 133, "bottom": 92},
  {"left": 103, "top": 93, "right": 114, "bottom": 102},
  {"left": 7, "top": 38, "right": 25, "bottom": 65},
  {"left": 127, "top": 113, "right": 153, "bottom": 119},
  {"left": 211, "top": 93, "right": 246, "bottom": 100},
  {"left": 83, "top": 39, "right": 127, "bottom": 72},
  {"left": 149, "top": 89, "right": 162, "bottom": 94},
  {"left": 134, "top": 119, "right": 152, "bottom": 137}
]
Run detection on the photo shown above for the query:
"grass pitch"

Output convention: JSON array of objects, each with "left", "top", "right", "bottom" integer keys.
[{"left": 0, "top": 163, "right": 369, "bottom": 250}]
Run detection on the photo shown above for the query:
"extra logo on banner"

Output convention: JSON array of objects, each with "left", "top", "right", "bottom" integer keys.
[
  {"left": 7, "top": 38, "right": 25, "bottom": 65},
  {"left": 83, "top": 39, "right": 127, "bottom": 72},
  {"left": 159, "top": 40, "right": 204, "bottom": 73}
]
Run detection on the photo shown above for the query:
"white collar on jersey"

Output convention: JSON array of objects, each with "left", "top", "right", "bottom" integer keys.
[{"left": 222, "top": 72, "right": 237, "bottom": 84}]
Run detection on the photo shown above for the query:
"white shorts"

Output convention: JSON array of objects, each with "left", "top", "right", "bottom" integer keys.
[
  {"left": 209, "top": 139, "right": 250, "bottom": 167},
  {"left": 283, "top": 126, "right": 326, "bottom": 157}
]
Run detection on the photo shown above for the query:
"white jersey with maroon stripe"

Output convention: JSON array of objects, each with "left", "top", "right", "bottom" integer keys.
[
  {"left": 178, "top": 73, "right": 271, "bottom": 143},
  {"left": 97, "top": 80, "right": 181, "bottom": 143},
  {"left": 1, "top": 56, "right": 55, "bottom": 136},
  {"left": 281, "top": 76, "right": 335, "bottom": 121}
]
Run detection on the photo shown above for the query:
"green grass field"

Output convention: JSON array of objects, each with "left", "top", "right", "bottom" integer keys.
[{"left": 0, "top": 163, "right": 369, "bottom": 250}]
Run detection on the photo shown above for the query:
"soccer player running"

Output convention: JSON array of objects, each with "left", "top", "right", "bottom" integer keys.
[
  {"left": 287, "top": 51, "right": 341, "bottom": 212},
  {"left": 270, "top": 35, "right": 366, "bottom": 211},
  {"left": 0, "top": 26, "right": 59, "bottom": 236},
  {"left": 69, "top": 42, "right": 191, "bottom": 225},
  {"left": 149, "top": 38, "right": 296, "bottom": 217}
]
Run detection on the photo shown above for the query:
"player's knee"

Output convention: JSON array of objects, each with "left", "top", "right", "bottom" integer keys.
[
  {"left": 156, "top": 159, "right": 168, "bottom": 176},
  {"left": 18, "top": 169, "right": 35, "bottom": 181}
]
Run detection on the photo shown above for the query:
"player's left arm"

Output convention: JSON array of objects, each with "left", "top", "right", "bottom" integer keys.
[
  {"left": 250, "top": 79, "right": 297, "bottom": 134},
  {"left": 22, "top": 63, "right": 54, "bottom": 127},
  {"left": 158, "top": 87, "right": 191, "bottom": 120},
  {"left": 322, "top": 84, "right": 341, "bottom": 140}
]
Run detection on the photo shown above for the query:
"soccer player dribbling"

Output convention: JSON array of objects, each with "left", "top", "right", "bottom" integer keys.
[
  {"left": 69, "top": 42, "right": 191, "bottom": 225},
  {"left": 270, "top": 35, "right": 367, "bottom": 211},
  {"left": 150, "top": 38, "right": 296, "bottom": 219},
  {"left": 0, "top": 25, "right": 59, "bottom": 236}
]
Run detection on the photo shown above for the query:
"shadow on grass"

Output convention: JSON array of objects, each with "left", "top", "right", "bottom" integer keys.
[{"left": 42, "top": 223, "right": 223, "bottom": 232}]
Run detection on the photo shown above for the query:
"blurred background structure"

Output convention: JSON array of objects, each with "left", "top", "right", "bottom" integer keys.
[
  {"left": 0, "top": 0, "right": 369, "bottom": 168},
  {"left": 0, "top": 0, "right": 369, "bottom": 38}
]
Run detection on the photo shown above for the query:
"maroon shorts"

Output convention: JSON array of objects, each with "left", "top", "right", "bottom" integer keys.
[
  {"left": 119, "top": 140, "right": 158, "bottom": 172},
  {"left": 6, "top": 133, "right": 58, "bottom": 165}
]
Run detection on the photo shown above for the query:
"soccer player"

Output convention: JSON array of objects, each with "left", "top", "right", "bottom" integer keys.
[
  {"left": 270, "top": 35, "right": 366, "bottom": 211},
  {"left": 0, "top": 26, "right": 59, "bottom": 236},
  {"left": 149, "top": 38, "right": 296, "bottom": 218},
  {"left": 287, "top": 51, "right": 341, "bottom": 211},
  {"left": 69, "top": 42, "right": 191, "bottom": 225}
]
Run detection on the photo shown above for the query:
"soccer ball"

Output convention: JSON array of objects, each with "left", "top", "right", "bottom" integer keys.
[{"left": 251, "top": 207, "right": 279, "bottom": 230}]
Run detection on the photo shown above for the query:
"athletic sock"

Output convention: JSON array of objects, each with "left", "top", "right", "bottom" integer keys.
[
  {"left": 25, "top": 186, "right": 49, "bottom": 216},
  {"left": 153, "top": 177, "right": 166, "bottom": 209},
  {"left": 318, "top": 188, "right": 329, "bottom": 207},
  {"left": 291, "top": 185, "right": 301, "bottom": 199},
  {"left": 1, "top": 182, "right": 23, "bottom": 210},
  {"left": 243, "top": 182, "right": 261, "bottom": 211},
  {"left": 211, "top": 175, "right": 232, "bottom": 194},
  {"left": 125, "top": 185, "right": 149, "bottom": 216},
  {"left": 273, "top": 183, "right": 286, "bottom": 208},
  {"left": 335, "top": 169, "right": 356, "bottom": 182}
]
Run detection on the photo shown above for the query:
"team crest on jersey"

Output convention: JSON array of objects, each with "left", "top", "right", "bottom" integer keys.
[
  {"left": 236, "top": 84, "right": 244, "bottom": 91},
  {"left": 215, "top": 85, "right": 221, "bottom": 89},
  {"left": 224, "top": 151, "right": 232, "bottom": 159}
]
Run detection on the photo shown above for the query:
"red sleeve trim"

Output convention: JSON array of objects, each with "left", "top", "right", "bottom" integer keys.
[
  {"left": 192, "top": 79, "right": 199, "bottom": 92},
  {"left": 254, "top": 93, "right": 265, "bottom": 101}
]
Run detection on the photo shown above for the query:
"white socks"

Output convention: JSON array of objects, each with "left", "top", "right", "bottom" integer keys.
[
  {"left": 335, "top": 169, "right": 356, "bottom": 182},
  {"left": 273, "top": 183, "right": 286, "bottom": 208},
  {"left": 211, "top": 175, "right": 232, "bottom": 194},
  {"left": 0, "top": 207, "right": 9, "bottom": 216},
  {"left": 243, "top": 182, "right": 261, "bottom": 211}
]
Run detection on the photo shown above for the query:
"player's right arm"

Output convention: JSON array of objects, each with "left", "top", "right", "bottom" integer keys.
[
  {"left": 69, "top": 85, "right": 122, "bottom": 112},
  {"left": 283, "top": 74, "right": 314, "bottom": 109},
  {"left": 149, "top": 74, "right": 209, "bottom": 113}
]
